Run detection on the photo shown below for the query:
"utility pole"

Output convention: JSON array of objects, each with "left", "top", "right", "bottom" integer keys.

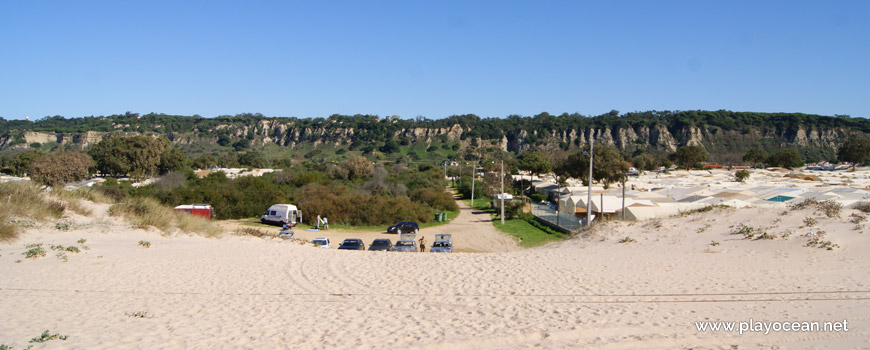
[
  {"left": 501, "top": 159, "right": 505, "bottom": 225},
  {"left": 471, "top": 160, "right": 476, "bottom": 207},
  {"left": 586, "top": 138, "right": 594, "bottom": 227},
  {"left": 621, "top": 176, "right": 626, "bottom": 220}
]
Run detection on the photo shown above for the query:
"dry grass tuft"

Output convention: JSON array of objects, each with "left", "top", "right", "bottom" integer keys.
[
  {"left": 109, "top": 196, "right": 223, "bottom": 237},
  {"left": 233, "top": 227, "right": 271, "bottom": 238},
  {"left": 0, "top": 182, "right": 69, "bottom": 242},
  {"left": 66, "top": 186, "right": 114, "bottom": 204}
]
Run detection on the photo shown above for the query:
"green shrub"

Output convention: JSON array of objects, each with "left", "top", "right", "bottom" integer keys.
[
  {"left": 735, "top": 169, "right": 750, "bottom": 182},
  {"left": 411, "top": 188, "right": 459, "bottom": 211},
  {"left": 529, "top": 193, "right": 546, "bottom": 203}
]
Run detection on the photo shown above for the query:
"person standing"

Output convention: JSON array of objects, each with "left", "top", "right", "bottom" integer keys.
[
  {"left": 322, "top": 216, "right": 329, "bottom": 230},
  {"left": 418, "top": 236, "right": 426, "bottom": 253},
  {"left": 315, "top": 215, "right": 322, "bottom": 230}
]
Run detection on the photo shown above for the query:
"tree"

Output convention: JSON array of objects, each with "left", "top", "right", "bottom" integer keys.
[
  {"left": 630, "top": 153, "right": 657, "bottom": 172},
  {"left": 9, "top": 150, "right": 44, "bottom": 176},
  {"left": 193, "top": 155, "right": 218, "bottom": 169},
  {"left": 88, "top": 136, "right": 169, "bottom": 178},
  {"left": 518, "top": 152, "right": 551, "bottom": 180},
  {"left": 29, "top": 152, "right": 94, "bottom": 186},
  {"left": 837, "top": 137, "right": 870, "bottom": 171},
  {"left": 766, "top": 148, "right": 804, "bottom": 169},
  {"left": 379, "top": 139, "right": 400, "bottom": 154},
  {"left": 670, "top": 145, "right": 708, "bottom": 169},
  {"left": 232, "top": 139, "right": 250, "bottom": 152},
  {"left": 743, "top": 148, "right": 768, "bottom": 165},
  {"left": 217, "top": 153, "right": 239, "bottom": 168},
  {"left": 345, "top": 156, "right": 374, "bottom": 180},
  {"left": 158, "top": 147, "right": 190, "bottom": 174},
  {"left": 238, "top": 151, "right": 267, "bottom": 168},
  {"left": 217, "top": 134, "right": 232, "bottom": 146},
  {"left": 555, "top": 144, "right": 628, "bottom": 189}
]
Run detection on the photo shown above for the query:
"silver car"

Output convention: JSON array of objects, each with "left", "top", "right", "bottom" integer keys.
[
  {"left": 393, "top": 233, "right": 418, "bottom": 252},
  {"left": 429, "top": 234, "right": 453, "bottom": 253}
]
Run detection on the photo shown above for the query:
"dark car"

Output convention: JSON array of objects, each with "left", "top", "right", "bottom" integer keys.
[
  {"left": 368, "top": 238, "right": 393, "bottom": 251},
  {"left": 338, "top": 238, "right": 365, "bottom": 250},
  {"left": 387, "top": 221, "right": 419, "bottom": 234}
]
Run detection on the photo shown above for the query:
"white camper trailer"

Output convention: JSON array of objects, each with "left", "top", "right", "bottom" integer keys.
[{"left": 261, "top": 204, "right": 302, "bottom": 226}]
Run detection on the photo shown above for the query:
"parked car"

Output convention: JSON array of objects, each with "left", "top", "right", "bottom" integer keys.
[
  {"left": 387, "top": 221, "right": 419, "bottom": 234},
  {"left": 338, "top": 238, "right": 365, "bottom": 250},
  {"left": 368, "top": 238, "right": 393, "bottom": 251},
  {"left": 393, "top": 233, "right": 418, "bottom": 252},
  {"left": 429, "top": 234, "right": 453, "bottom": 253},
  {"left": 311, "top": 237, "right": 331, "bottom": 249}
]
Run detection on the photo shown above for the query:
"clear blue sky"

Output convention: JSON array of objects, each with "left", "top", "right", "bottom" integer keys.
[{"left": 1, "top": 1, "right": 867, "bottom": 120}]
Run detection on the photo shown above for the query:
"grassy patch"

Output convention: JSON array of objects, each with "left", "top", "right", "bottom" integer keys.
[
  {"left": 65, "top": 186, "right": 114, "bottom": 204},
  {"left": 492, "top": 218, "right": 567, "bottom": 248},
  {"left": 0, "top": 182, "right": 68, "bottom": 242},
  {"left": 464, "top": 197, "right": 493, "bottom": 211}
]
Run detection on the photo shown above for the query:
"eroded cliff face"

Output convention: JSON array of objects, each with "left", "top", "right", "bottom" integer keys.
[{"left": 1, "top": 121, "right": 857, "bottom": 159}]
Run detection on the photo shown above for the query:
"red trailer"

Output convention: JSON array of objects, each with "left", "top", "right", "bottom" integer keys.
[{"left": 174, "top": 204, "right": 215, "bottom": 220}]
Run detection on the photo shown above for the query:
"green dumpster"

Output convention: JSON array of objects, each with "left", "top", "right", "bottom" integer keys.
[
  {"left": 440, "top": 212, "right": 447, "bottom": 222},
  {"left": 434, "top": 213, "right": 441, "bottom": 222}
]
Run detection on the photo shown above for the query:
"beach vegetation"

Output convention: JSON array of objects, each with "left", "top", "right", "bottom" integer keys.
[
  {"left": 618, "top": 236, "right": 637, "bottom": 243},
  {"left": 29, "top": 330, "right": 67, "bottom": 344},
  {"left": 788, "top": 198, "right": 842, "bottom": 218},
  {"left": 734, "top": 169, "right": 750, "bottom": 182},
  {"left": 138, "top": 240, "right": 151, "bottom": 248},
  {"left": 680, "top": 204, "right": 732, "bottom": 216},
  {"left": 0, "top": 182, "right": 69, "bottom": 242},
  {"left": 22, "top": 244, "right": 46, "bottom": 259},
  {"left": 853, "top": 202, "right": 870, "bottom": 214},
  {"left": 803, "top": 217, "right": 818, "bottom": 227},
  {"left": 805, "top": 231, "right": 839, "bottom": 250}
]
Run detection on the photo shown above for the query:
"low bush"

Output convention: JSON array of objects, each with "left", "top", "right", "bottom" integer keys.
[
  {"left": 734, "top": 169, "right": 750, "bottom": 182},
  {"left": 411, "top": 188, "right": 459, "bottom": 211},
  {"left": 854, "top": 202, "right": 870, "bottom": 214}
]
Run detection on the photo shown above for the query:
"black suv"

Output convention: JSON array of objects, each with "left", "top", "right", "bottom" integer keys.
[{"left": 387, "top": 221, "right": 419, "bottom": 234}]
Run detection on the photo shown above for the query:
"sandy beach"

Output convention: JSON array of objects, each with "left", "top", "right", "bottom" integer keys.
[{"left": 2, "top": 186, "right": 869, "bottom": 349}]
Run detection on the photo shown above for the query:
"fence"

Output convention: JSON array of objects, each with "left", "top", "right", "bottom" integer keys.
[{"left": 530, "top": 203, "right": 582, "bottom": 233}]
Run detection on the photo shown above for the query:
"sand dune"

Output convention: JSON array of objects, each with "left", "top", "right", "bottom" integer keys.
[{"left": 1, "top": 198, "right": 869, "bottom": 349}]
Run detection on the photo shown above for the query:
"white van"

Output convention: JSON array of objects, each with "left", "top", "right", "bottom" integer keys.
[{"left": 261, "top": 204, "right": 302, "bottom": 226}]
